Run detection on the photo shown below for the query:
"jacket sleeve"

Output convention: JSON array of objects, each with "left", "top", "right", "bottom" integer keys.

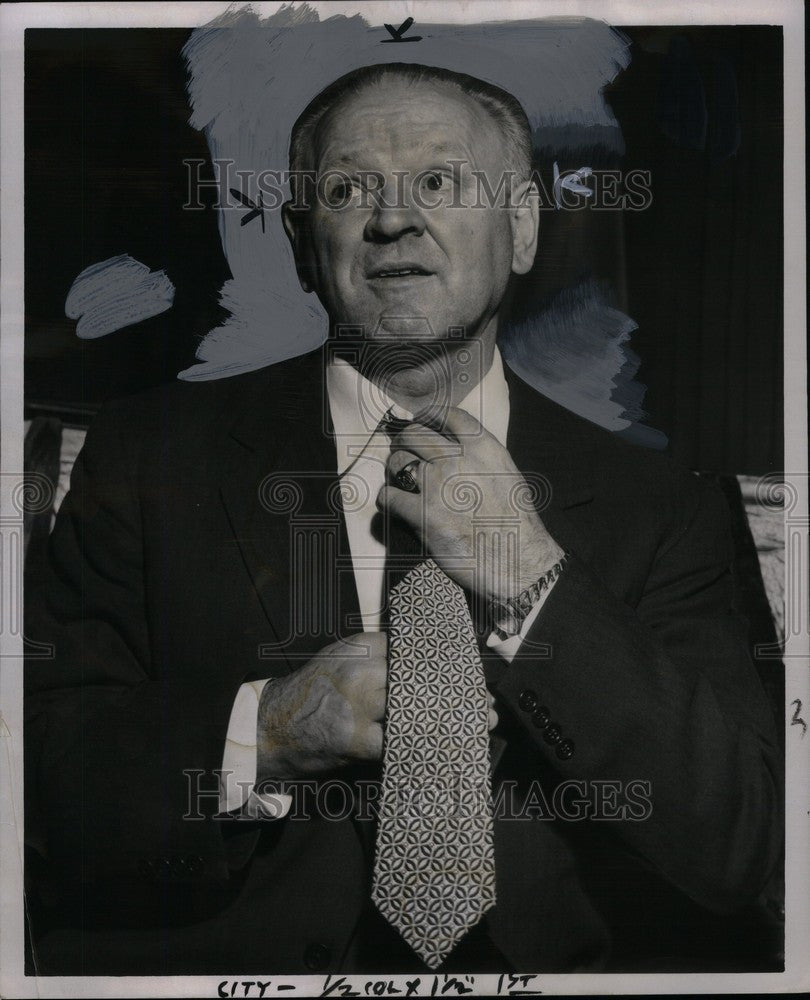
[
  {"left": 492, "top": 472, "right": 783, "bottom": 913},
  {"left": 24, "top": 401, "right": 253, "bottom": 894}
]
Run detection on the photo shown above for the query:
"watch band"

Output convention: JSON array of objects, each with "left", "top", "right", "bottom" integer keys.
[{"left": 489, "top": 551, "right": 569, "bottom": 640}]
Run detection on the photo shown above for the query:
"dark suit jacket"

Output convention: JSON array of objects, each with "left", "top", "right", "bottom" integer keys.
[{"left": 24, "top": 347, "right": 782, "bottom": 975}]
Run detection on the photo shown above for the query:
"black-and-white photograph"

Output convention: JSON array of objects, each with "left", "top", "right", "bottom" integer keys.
[{"left": 1, "top": 1, "right": 807, "bottom": 996}]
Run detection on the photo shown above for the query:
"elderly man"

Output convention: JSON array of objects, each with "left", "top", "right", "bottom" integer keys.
[{"left": 25, "top": 62, "right": 781, "bottom": 976}]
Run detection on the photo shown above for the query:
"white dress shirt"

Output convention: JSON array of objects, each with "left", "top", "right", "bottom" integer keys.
[{"left": 220, "top": 347, "right": 555, "bottom": 813}]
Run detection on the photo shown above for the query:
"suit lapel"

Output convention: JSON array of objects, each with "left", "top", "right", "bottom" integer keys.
[
  {"left": 477, "top": 366, "right": 602, "bottom": 777},
  {"left": 504, "top": 363, "right": 597, "bottom": 565},
  {"left": 219, "top": 349, "right": 361, "bottom": 674}
]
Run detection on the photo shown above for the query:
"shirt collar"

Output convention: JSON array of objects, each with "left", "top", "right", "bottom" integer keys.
[{"left": 327, "top": 345, "right": 511, "bottom": 475}]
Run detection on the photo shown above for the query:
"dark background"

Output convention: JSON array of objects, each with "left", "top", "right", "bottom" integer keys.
[{"left": 25, "top": 25, "right": 784, "bottom": 475}]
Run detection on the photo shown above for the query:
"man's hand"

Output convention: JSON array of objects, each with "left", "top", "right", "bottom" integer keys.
[
  {"left": 256, "top": 630, "right": 499, "bottom": 783},
  {"left": 379, "top": 407, "right": 564, "bottom": 601},
  {"left": 256, "top": 633, "right": 387, "bottom": 783}
]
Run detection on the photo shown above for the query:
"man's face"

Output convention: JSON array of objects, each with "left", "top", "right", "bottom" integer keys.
[{"left": 285, "top": 76, "right": 536, "bottom": 347}]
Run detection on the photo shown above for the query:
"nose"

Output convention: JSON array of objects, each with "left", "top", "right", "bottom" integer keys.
[{"left": 364, "top": 182, "right": 426, "bottom": 242}]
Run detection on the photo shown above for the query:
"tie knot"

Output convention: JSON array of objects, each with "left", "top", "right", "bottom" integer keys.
[{"left": 380, "top": 409, "right": 411, "bottom": 440}]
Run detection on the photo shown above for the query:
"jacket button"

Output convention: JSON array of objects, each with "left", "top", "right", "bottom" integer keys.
[
  {"left": 137, "top": 859, "right": 155, "bottom": 880},
  {"left": 154, "top": 858, "right": 172, "bottom": 880},
  {"left": 304, "top": 943, "right": 331, "bottom": 970},
  {"left": 556, "top": 738, "right": 575, "bottom": 760},
  {"left": 543, "top": 724, "right": 562, "bottom": 745},
  {"left": 532, "top": 705, "right": 550, "bottom": 729},
  {"left": 170, "top": 857, "right": 188, "bottom": 878},
  {"left": 185, "top": 854, "right": 204, "bottom": 875},
  {"left": 518, "top": 689, "right": 538, "bottom": 713}
]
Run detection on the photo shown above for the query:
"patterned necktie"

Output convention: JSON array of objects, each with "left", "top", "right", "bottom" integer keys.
[{"left": 371, "top": 478, "right": 496, "bottom": 967}]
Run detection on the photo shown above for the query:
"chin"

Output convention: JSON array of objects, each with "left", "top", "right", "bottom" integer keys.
[
  {"left": 370, "top": 314, "right": 443, "bottom": 340},
  {"left": 384, "top": 363, "right": 448, "bottom": 406}
]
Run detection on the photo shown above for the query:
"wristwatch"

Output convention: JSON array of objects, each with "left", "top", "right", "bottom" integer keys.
[{"left": 488, "top": 551, "right": 569, "bottom": 641}]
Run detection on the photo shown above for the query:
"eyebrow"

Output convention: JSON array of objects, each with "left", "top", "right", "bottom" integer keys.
[{"left": 320, "top": 141, "right": 470, "bottom": 170}]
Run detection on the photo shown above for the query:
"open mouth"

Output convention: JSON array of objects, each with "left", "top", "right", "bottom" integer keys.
[{"left": 367, "top": 264, "right": 434, "bottom": 279}]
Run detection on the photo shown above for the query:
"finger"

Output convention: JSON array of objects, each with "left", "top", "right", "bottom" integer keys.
[
  {"left": 390, "top": 424, "right": 461, "bottom": 462},
  {"left": 360, "top": 658, "right": 388, "bottom": 720},
  {"left": 354, "top": 721, "right": 384, "bottom": 760},
  {"left": 335, "top": 637, "right": 388, "bottom": 682},
  {"left": 376, "top": 483, "right": 421, "bottom": 523},
  {"left": 440, "top": 406, "right": 487, "bottom": 440},
  {"left": 334, "top": 634, "right": 379, "bottom": 660},
  {"left": 488, "top": 707, "right": 499, "bottom": 731},
  {"left": 363, "top": 682, "right": 387, "bottom": 722},
  {"left": 386, "top": 449, "right": 428, "bottom": 487},
  {"left": 365, "top": 630, "right": 388, "bottom": 657}
]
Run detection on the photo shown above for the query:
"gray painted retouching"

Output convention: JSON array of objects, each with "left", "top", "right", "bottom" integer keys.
[
  {"left": 64, "top": 4, "right": 664, "bottom": 446},
  {"left": 65, "top": 254, "right": 175, "bottom": 339}
]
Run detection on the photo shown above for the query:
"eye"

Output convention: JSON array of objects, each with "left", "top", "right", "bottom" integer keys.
[
  {"left": 423, "top": 171, "right": 447, "bottom": 192},
  {"left": 322, "top": 174, "right": 359, "bottom": 208},
  {"left": 332, "top": 181, "right": 353, "bottom": 202}
]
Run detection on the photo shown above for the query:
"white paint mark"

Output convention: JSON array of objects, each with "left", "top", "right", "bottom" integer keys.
[
  {"left": 65, "top": 254, "right": 175, "bottom": 339},
  {"left": 501, "top": 279, "right": 663, "bottom": 442},
  {"left": 553, "top": 162, "right": 595, "bottom": 209}
]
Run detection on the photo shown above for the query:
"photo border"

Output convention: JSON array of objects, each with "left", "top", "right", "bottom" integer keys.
[{"left": 1, "top": 2, "right": 806, "bottom": 996}]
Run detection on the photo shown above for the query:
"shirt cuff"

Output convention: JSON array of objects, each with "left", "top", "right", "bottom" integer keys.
[
  {"left": 485, "top": 573, "right": 559, "bottom": 662},
  {"left": 220, "top": 679, "right": 292, "bottom": 819}
]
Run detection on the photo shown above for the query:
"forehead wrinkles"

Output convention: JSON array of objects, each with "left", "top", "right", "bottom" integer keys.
[{"left": 313, "top": 81, "right": 499, "bottom": 171}]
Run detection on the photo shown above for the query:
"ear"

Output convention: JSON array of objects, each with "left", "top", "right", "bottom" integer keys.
[
  {"left": 509, "top": 179, "right": 539, "bottom": 276},
  {"left": 282, "top": 201, "right": 314, "bottom": 293}
]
